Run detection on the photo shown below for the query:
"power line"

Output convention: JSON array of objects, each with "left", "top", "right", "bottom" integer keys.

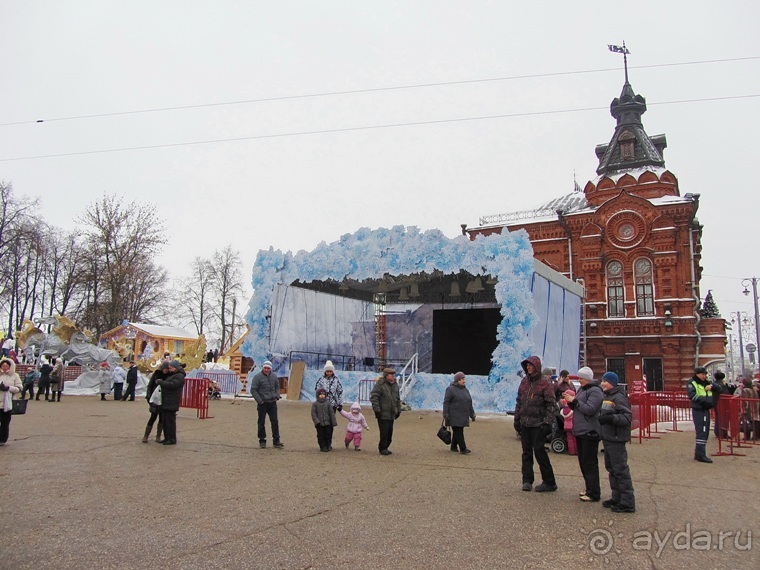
[
  {"left": 1, "top": 56, "right": 757, "bottom": 127},
  {"left": 1, "top": 93, "right": 757, "bottom": 163}
]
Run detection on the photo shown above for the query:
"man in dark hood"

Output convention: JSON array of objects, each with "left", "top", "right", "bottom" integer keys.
[{"left": 514, "top": 355, "right": 557, "bottom": 493}]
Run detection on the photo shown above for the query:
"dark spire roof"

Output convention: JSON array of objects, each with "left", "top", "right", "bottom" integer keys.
[{"left": 595, "top": 82, "right": 666, "bottom": 176}]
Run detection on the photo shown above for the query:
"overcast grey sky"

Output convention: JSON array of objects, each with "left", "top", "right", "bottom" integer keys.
[{"left": 1, "top": 1, "right": 758, "bottom": 336}]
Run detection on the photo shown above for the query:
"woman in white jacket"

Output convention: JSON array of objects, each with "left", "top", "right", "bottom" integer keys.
[{"left": 0, "top": 358, "right": 23, "bottom": 445}]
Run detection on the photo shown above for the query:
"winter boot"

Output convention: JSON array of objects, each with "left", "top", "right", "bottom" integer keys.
[
  {"left": 142, "top": 426, "right": 152, "bottom": 443},
  {"left": 57, "top": 392, "right": 61, "bottom": 402},
  {"left": 156, "top": 425, "right": 163, "bottom": 442},
  {"left": 695, "top": 444, "right": 713, "bottom": 463}
]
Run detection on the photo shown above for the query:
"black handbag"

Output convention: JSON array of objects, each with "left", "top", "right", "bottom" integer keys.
[
  {"left": 11, "top": 399, "right": 28, "bottom": 415},
  {"left": 437, "top": 419, "right": 452, "bottom": 445}
]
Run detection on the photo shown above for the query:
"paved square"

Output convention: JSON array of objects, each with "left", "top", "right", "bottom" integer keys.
[{"left": 3, "top": 396, "right": 758, "bottom": 569}]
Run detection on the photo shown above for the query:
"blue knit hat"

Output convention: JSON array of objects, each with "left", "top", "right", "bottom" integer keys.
[{"left": 602, "top": 371, "right": 619, "bottom": 386}]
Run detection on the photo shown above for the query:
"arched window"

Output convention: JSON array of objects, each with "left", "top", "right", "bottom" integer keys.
[
  {"left": 606, "top": 260, "right": 625, "bottom": 317},
  {"left": 634, "top": 258, "right": 654, "bottom": 316}
]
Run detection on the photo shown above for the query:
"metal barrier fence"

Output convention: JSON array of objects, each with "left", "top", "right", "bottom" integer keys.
[
  {"left": 180, "top": 377, "right": 212, "bottom": 419},
  {"left": 630, "top": 391, "right": 760, "bottom": 460},
  {"left": 630, "top": 391, "right": 693, "bottom": 443},
  {"left": 714, "top": 396, "right": 760, "bottom": 457},
  {"left": 187, "top": 369, "right": 239, "bottom": 395}
]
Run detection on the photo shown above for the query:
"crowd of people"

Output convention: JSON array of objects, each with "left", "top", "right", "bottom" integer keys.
[
  {"left": 513, "top": 356, "right": 636, "bottom": 513},
  {"left": 5, "top": 339, "right": 759, "bottom": 515}
]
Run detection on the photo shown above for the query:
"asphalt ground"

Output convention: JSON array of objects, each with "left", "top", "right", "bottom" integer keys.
[{"left": 2, "top": 395, "right": 759, "bottom": 569}]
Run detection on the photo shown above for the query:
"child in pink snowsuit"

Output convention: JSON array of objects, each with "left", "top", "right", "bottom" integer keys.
[
  {"left": 560, "top": 389, "right": 577, "bottom": 455},
  {"left": 340, "top": 402, "right": 369, "bottom": 451}
]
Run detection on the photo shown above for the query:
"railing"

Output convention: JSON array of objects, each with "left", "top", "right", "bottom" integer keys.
[
  {"left": 714, "top": 396, "right": 760, "bottom": 457},
  {"left": 180, "top": 377, "right": 212, "bottom": 419},
  {"left": 358, "top": 379, "right": 375, "bottom": 405},
  {"left": 288, "top": 351, "right": 356, "bottom": 372},
  {"left": 630, "top": 391, "right": 760, "bottom": 461},
  {"left": 187, "top": 369, "right": 239, "bottom": 395},
  {"left": 398, "top": 353, "right": 419, "bottom": 402}
]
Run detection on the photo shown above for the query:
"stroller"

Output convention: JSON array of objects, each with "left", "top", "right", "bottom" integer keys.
[
  {"left": 208, "top": 380, "right": 222, "bottom": 400},
  {"left": 546, "top": 412, "right": 569, "bottom": 454}
]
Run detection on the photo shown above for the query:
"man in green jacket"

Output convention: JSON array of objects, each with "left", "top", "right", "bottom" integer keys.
[{"left": 370, "top": 368, "right": 401, "bottom": 456}]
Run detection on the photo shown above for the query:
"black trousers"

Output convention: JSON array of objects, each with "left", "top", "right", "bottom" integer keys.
[
  {"left": 22, "top": 383, "right": 35, "bottom": 400},
  {"left": 377, "top": 418, "right": 394, "bottom": 451},
  {"left": 693, "top": 409, "right": 710, "bottom": 454},
  {"left": 122, "top": 383, "right": 136, "bottom": 401},
  {"left": 35, "top": 382, "right": 50, "bottom": 400},
  {"left": 113, "top": 383, "right": 124, "bottom": 401},
  {"left": 161, "top": 410, "right": 177, "bottom": 443},
  {"left": 576, "top": 434, "right": 601, "bottom": 499},
  {"left": 603, "top": 441, "right": 635, "bottom": 508},
  {"left": 520, "top": 426, "right": 556, "bottom": 486},
  {"left": 0, "top": 410, "right": 11, "bottom": 443},
  {"left": 146, "top": 411, "right": 162, "bottom": 430},
  {"left": 450, "top": 426, "right": 468, "bottom": 451},
  {"left": 315, "top": 425, "right": 334, "bottom": 449},
  {"left": 257, "top": 401, "right": 281, "bottom": 443}
]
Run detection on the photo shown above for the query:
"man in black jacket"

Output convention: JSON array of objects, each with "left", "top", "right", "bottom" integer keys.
[
  {"left": 122, "top": 360, "right": 138, "bottom": 401},
  {"left": 157, "top": 360, "right": 185, "bottom": 446}
]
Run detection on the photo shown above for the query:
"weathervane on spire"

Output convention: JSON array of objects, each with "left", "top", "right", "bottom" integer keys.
[{"left": 608, "top": 41, "right": 630, "bottom": 83}]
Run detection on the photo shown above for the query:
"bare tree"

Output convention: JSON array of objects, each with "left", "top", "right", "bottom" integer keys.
[
  {"left": 0, "top": 182, "right": 40, "bottom": 334},
  {"left": 211, "top": 245, "right": 243, "bottom": 352},
  {"left": 46, "top": 228, "right": 88, "bottom": 320},
  {"left": 172, "top": 257, "right": 215, "bottom": 336},
  {"left": 78, "top": 195, "right": 167, "bottom": 337}
]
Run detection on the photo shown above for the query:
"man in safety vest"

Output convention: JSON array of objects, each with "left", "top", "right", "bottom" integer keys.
[{"left": 687, "top": 367, "right": 714, "bottom": 463}]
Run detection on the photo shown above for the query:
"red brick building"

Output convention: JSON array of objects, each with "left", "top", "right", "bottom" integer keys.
[{"left": 466, "top": 80, "right": 726, "bottom": 390}]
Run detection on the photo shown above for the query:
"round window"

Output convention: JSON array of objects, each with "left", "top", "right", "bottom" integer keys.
[{"left": 618, "top": 223, "right": 635, "bottom": 241}]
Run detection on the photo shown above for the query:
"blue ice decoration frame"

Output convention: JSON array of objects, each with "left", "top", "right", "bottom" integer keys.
[{"left": 243, "top": 225, "right": 537, "bottom": 390}]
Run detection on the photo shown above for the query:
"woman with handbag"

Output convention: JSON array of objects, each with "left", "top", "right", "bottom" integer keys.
[
  {"left": 442, "top": 371, "right": 476, "bottom": 454},
  {"left": 0, "top": 358, "right": 23, "bottom": 446}
]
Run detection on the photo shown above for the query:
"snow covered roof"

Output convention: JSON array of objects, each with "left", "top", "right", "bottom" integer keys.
[
  {"left": 590, "top": 165, "right": 669, "bottom": 186},
  {"left": 130, "top": 323, "right": 197, "bottom": 339},
  {"left": 477, "top": 191, "right": 588, "bottom": 228}
]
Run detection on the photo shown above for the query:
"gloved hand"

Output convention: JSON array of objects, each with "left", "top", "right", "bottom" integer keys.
[
  {"left": 375, "top": 411, "right": 381, "bottom": 420},
  {"left": 394, "top": 412, "right": 400, "bottom": 419},
  {"left": 0, "top": 383, "right": 8, "bottom": 392},
  {"left": 514, "top": 419, "right": 522, "bottom": 434},
  {"left": 598, "top": 414, "right": 613, "bottom": 425},
  {"left": 336, "top": 405, "right": 342, "bottom": 412},
  {"left": 471, "top": 415, "right": 476, "bottom": 422},
  {"left": 541, "top": 423, "right": 552, "bottom": 438}
]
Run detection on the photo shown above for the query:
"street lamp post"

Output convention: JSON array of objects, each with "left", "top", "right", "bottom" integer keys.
[
  {"left": 732, "top": 312, "right": 748, "bottom": 379},
  {"left": 742, "top": 277, "right": 760, "bottom": 374}
]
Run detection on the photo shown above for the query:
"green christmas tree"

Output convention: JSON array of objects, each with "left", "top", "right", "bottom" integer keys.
[{"left": 701, "top": 290, "right": 720, "bottom": 318}]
